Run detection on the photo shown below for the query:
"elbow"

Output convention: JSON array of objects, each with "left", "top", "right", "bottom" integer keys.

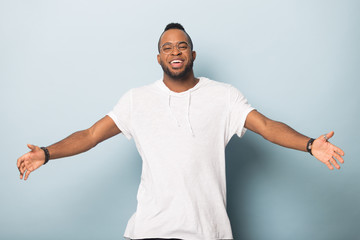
[{"left": 82, "top": 128, "right": 98, "bottom": 149}]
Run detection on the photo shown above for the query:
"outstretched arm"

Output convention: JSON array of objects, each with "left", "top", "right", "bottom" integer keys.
[
  {"left": 244, "top": 110, "right": 345, "bottom": 170},
  {"left": 17, "top": 115, "right": 120, "bottom": 180}
]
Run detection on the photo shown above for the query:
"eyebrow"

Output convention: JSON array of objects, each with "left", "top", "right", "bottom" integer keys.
[{"left": 161, "top": 41, "right": 187, "bottom": 46}]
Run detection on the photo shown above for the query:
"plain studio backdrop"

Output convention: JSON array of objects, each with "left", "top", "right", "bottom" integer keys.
[{"left": 1, "top": 0, "right": 359, "bottom": 239}]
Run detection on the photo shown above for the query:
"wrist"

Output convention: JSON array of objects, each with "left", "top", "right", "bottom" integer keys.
[
  {"left": 40, "top": 147, "right": 50, "bottom": 165},
  {"left": 306, "top": 138, "right": 315, "bottom": 155}
]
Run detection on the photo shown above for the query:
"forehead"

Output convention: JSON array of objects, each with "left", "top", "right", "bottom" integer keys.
[{"left": 160, "top": 29, "right": 188, "bottom": 45}]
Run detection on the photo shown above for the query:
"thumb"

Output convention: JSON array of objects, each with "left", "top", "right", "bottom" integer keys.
[
  {"left": 27, "top": 144, "right": 36, "bottom": 151},
  {"left": 325, "top": 131, "right": 334, "bottom": 141}
]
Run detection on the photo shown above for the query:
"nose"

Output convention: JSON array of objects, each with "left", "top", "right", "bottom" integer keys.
[{"left": 171, "top": 46, "right": 181, "bottom": 56}]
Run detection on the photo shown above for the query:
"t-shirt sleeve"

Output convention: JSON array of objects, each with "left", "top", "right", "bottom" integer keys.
[
  {"left": 107, "top": 89, "right": 133, "bottom": 140},
  {"left": 227, "top": 85, "right": 255, "bottom": 138}
]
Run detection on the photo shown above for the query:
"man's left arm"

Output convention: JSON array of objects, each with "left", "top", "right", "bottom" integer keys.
[{"left": 244, "top": 110, "right": 345, "bottom": 170}]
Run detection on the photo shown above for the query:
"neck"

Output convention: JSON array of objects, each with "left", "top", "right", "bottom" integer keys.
[{"left": 162, "top": 71, "right": 198, "bottom": 93}]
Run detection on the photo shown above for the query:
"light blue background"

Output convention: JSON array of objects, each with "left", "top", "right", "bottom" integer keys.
[{"left": 1, "top": 0, "right": 359, "bottom": 239}]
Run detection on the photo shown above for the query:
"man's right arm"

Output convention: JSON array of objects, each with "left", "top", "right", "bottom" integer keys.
[{"left": 17, "top": 115, "right": 121, "bottom": 180}]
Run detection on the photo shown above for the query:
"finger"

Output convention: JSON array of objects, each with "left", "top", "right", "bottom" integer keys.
[
  {"left": 330, "top": 158, "right": 340, "bottom": 170},
  {"left": 20, "top": 167, "right": 26, "bottom": 180},
  {"left": 24, "top": 169, "right": 32, "bottom": 180},
  {"left": 18, "top": 156, "right": 27, "bottom": 179},
  {"left": 333, "top": 152, "right": 344, "bottom": 164},
  {"left": 27, "top": 144, "right": 36, "bottom": 151},
  {"left": 335, "top": 147, "right": 345, "bottom": 156},
  {"left": 327, "top": 141, "right": 345, "bottom": 156},
  {"left": 17, "top": 156, "right": 24, "bottom": 168},
  {"left": 325, "top": 161, "right": 334, "bottom": 170},
  {"left": 325, "top": 131, "right": 334, "bottom": 141},
  {"left": 19, "top": 162, "right": 27, "bottom": 179},
  {"left": 19, "top": 162, "right": 26, "bottom": 175}
]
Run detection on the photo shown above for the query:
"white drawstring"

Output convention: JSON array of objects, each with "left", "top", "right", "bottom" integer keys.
[{"left": 167, "top": 91, "right": 195, "bottom": 137}]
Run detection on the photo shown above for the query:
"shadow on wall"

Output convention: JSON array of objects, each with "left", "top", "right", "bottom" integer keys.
[{"left": 226, "top": 133, "right": 270, "bottom": 240}]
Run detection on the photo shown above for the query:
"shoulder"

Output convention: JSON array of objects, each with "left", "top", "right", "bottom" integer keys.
[
  {"left": 127, "top": 80, "right": 160, "bottom": 96},
  {"left": 199, "top": 77, "right": 243, "bottom": 96},
  {"left": 198, "top": 77, "right": 229, "bottom": 92},
  {"left": 200, "top": 77, "right": 232, "bottom": 89}
]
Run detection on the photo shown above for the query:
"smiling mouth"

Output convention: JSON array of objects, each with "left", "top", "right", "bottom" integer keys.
[{"left": 170, "top": 60, "right": 184, "bottom": 68}]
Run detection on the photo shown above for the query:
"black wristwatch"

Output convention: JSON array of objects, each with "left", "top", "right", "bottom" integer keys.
[
  {"left": 40, "top": 147, "right": 50, "bottom": 165},
  {"left": 306, "top": 138, "right": 315, "bottom": 155}
]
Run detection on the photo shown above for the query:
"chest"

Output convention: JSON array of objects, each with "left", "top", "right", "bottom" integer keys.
[{"left": 131, "top": 93, "right": 228, "bottom": 137}]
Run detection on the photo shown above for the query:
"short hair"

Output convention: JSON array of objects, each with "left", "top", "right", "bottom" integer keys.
[{"left": 158, "top": 23, "right": 193, "bottom": 52}]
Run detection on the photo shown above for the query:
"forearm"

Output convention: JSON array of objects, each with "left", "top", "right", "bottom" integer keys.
[
  {"left": 46, "top": 129, "right": 97, "bottom": 160},
  {"left": 17, "top": 116, "right": 120, "bottom": 180},
  {"left": 262, "top": 120, "right": 310, "bottom": 152},
  {"left": 245, "top": 111, "right": 310, "bottom": 152}
]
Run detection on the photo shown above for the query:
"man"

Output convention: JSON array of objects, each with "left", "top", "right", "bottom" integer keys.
[{"left": 17, "top": 23, "right": 344, "bottom": 240}]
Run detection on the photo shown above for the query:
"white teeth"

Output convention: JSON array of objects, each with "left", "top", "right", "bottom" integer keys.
[{"left": 171, "top": 60, "right": 182, "bottom": 64}]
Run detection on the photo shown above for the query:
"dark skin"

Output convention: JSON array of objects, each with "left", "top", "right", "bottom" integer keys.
[
  {"left": 17, "top": 29, "right": 345, "bottom": 181},
  {"left": 157, "top": 29, "right": 198, "bottom": 92}
]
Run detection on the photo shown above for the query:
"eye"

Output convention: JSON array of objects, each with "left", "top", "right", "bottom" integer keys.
[
  {"left": 178, "top": 43, "right": 188, "bottom": 50},
  {"left": 161, "top": 44, "right": 174, "bottom": 53}
]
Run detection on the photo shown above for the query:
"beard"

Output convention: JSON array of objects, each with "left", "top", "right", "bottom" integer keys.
[{"left": 160, "top": 58, "right": 194, "bottom": 81}]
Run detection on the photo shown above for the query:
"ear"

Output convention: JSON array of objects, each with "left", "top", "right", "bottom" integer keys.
[
  {"left": 157, "top": 54, "right": 161, "bottom": 65},
  {"left": 192, "top": 51, "right": 196, "bottom": 61}
]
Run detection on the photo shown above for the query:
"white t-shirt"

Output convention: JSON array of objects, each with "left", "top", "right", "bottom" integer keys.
[{"left": 108, "top": 77, "right": 255, "bottom": 240}]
